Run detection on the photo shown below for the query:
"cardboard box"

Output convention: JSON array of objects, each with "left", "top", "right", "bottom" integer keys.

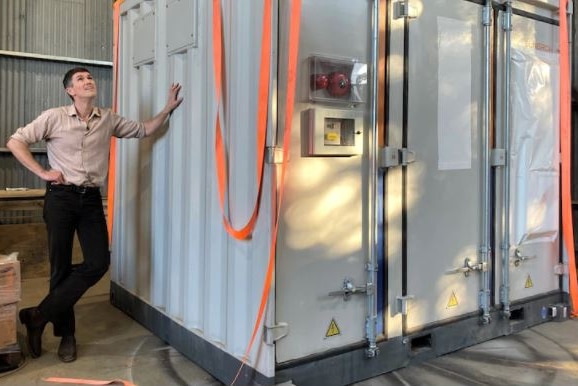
[
  {"left": 0, "top": 303, "right": 17, "bottom": 348},
  {"left": 0, "top": 260, "right": 21, "bottom": 305}
]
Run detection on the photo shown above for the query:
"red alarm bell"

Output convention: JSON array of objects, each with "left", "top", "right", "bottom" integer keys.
[
  {"left": 311, "top": 73, "right": 329, "bottom": 90},
  {"left": 327, "top": 72, "right": 351, "bottom": 97}
]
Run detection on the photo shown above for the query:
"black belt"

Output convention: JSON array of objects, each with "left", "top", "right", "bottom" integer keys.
[{"left": 47, "top": 183, "right": 100, "bottom": 194}]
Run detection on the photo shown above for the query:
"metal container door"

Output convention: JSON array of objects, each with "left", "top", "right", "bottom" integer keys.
[
  {"left": 275, "top": 0, "right": 373, "bottom": 364},
  {"left": 494, "top": 5, "right": 561, "bottom": 310},
  {"left": 401, "top": 0, "right": 485, "bottom": 332}
]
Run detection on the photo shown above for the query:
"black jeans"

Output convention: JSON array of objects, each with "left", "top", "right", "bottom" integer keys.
[{"left": 38, "top": 183, "right": 110, "bottom": 337}]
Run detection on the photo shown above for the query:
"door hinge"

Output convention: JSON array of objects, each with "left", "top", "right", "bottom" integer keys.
[
  {"left": 554, "top": 263, "right": 568, "bottom": 276},
  {"left": 379, "top": 147, "right": 416, "bottom": 169},
  {"left": 393, "top": 1, "right": 417, "bottom": 20},
  {"left": 491, "top": 148, "right": 506, "bottom": 167},
  {"left": 264, "top": 322, "right": 289, "bottom": 345},
  {"left": 396, "top": 295, "right": 415, "bottom": 315}
]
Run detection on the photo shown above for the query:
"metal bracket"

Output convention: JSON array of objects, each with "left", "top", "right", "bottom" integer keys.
[
  {"left": 482, "top": 4, "right": 492, "bottom": 26},
  {"left": 379, "top": 147, "right": 400, "bottom": 168},
  {"left": 328, "top": 278, "right": 368, "bottom": 301},
  {"left": 491, "top": 148, "right": 506, "bottom": 167},
  {"left": 396, "top": 295, "right": 415, "bottom": 315},
  {"left": 541, "top": 303, "right": 569, "bottom": 321},
  {"left": 264, "top": 322, "right": 289, "bottom": 345},
  {"left": 365, "top": 344, "right": 380, "bottom": 358},
  {"left": 266, "top": 146, "right": 284, "bottom": 164},
  {"left": 378, "top": 147, "right": 416, "bottom": 169},
  {"left": 393, "top": 1, "right": 417, "bottom": 20},
  {"left": 400, "top": 148, "right": 416, "bottom": 165},
  {"left": 502, "top": 6, "right": 512, "bottom": 31},
  {"left": 554, "top": 263, "right": 568, "bottom": 276},
  {"left": 365, "top": 262, "right": 379, "bottom": 272}
]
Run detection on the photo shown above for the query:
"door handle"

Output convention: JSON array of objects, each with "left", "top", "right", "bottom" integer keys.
[
  {"left": 328, "top": 278, "right": 367, "bottom": 301},
  {"left": 446, "top": 257, "right": 487, "bottom": 277}
]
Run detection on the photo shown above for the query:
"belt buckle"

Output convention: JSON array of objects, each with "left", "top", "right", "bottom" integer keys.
[{"left": 78, "top": 186, "right": 88, "bottom": 194}]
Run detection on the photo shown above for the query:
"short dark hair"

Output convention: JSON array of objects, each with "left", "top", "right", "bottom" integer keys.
[{"left": 63, "top": 67, "right": 91, "bottom": 89}]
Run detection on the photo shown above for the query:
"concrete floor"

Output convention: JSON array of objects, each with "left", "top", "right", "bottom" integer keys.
[
  {"left": 0, "top": 274, "right": 221, "bottom": 386},
  {"left": 1, "top": 274, "right": 578, "bottom": 386}
]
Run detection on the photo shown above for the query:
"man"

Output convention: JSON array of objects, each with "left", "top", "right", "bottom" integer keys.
[{"left": 6, "top": 67, "right": 183, "bottom": 362}]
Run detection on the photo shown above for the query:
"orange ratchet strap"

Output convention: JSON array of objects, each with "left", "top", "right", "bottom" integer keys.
[
  {"left": 230, "top": 0, "right": 301, "bottom": 384},
  {"left": 107, "top": 0, "right": 123, "bottom": 244},
  {"left": 213, "top": 0, "right": 271, "bottom": 240},
  {"left": 559, "top": 0, "right": 578, "bottom": 316}
]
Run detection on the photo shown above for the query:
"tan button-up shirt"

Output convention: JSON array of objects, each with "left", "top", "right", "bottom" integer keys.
[{"left": 10, "top": 105, "right": 146, "bottom": 187}]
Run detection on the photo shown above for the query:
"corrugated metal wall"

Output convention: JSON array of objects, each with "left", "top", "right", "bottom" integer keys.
[
  {"left": 113, "top": 0, "right": 275, "bottom": 379},
  {"left": 0, "top": 0, "right": 113, "bottom": 191}
]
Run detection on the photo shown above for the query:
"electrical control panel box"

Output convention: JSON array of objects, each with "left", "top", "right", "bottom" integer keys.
[{"left": 306, "top": 108, "right": 363, "bottom": 156}]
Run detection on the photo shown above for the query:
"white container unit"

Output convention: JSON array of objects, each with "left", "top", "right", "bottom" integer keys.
[{"left": 111, "top": 1, "right": 571, "bottom": 385}]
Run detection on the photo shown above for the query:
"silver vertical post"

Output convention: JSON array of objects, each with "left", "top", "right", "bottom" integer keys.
[
  {"left": 480, "top": 0, "right": 493, "bottom": 325},
  {"left": 500, "top": 1, "right": 513, "bottom": 318},
  {"left": 365, "top": 0, "right": 380, "bottom": 358}
]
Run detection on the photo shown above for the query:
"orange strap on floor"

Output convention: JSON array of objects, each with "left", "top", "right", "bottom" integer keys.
[
  {"left": 107, "top": 0, "right": 123, "bottom": 245},
  {"left": 230, "top": 0, "right": 301, "bottom": 384},
  {"left": 212, "top": 0, "right": 271, "bottom": 240},
  {"left": 43, "top": 377, "right": 136, "bottom": 386},
  {"left": 558, "top": 0, "right": 578, "bottom": 316}
]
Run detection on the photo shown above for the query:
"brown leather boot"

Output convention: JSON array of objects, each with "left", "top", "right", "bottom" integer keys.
[{"left": 18, "top": 307, "right": 47, "bottom": 358}]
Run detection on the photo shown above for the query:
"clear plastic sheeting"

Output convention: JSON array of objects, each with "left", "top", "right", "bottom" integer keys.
[{"left": 510, "top": 47, "right": 559, "bottom": 245}]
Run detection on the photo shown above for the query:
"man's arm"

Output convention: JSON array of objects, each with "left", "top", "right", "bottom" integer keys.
[
  {"left": 143, "top": 83, "right": 184, "bottom": 137},
  {"left": 6, "top": 138, "right": 64, "bottom": 183}
]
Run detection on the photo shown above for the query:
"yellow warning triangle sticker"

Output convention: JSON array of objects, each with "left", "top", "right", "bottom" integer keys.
[
  {"left": 525, "top": 274, "right": 534, "bottom": 288},
  {"left": 325, "top": 318, "right": 341, "bottom": 338},
  {"left": 447, "top": 291, "right": 459, "bottom": 308}
]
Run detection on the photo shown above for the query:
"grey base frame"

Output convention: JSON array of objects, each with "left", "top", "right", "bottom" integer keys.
[
  {"left": 110, "top": 282, "right": 566, "bottom": 386},
  {"left": 110, "top": 281, "right": 275, "bottom": 386}
]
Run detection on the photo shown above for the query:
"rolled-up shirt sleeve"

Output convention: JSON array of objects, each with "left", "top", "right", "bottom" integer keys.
[
  {"left": 10, "top": 109, "right": 53, "bottom": 145},
  {"left": 110, "top": 111, "right": 146, "bottom": 139}
]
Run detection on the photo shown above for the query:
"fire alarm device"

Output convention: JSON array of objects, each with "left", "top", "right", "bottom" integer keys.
[{"left": 308, "top": 55, "right": 366, "bottom": 105}]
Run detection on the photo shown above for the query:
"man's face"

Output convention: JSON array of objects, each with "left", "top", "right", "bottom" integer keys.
[{"left": 66, "top": 71, "right": 97, "bottom": 101}]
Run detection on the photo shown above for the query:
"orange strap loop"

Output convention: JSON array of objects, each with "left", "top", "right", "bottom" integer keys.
[
  {"left": 213, "top": 0, "right": 272, "bottom": 240},
  {"left": 559, "top": 0, "right": 578, "bottom": 316},
  {"left": 230, "top": 0, "right": 301, "bottom": 384}
]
